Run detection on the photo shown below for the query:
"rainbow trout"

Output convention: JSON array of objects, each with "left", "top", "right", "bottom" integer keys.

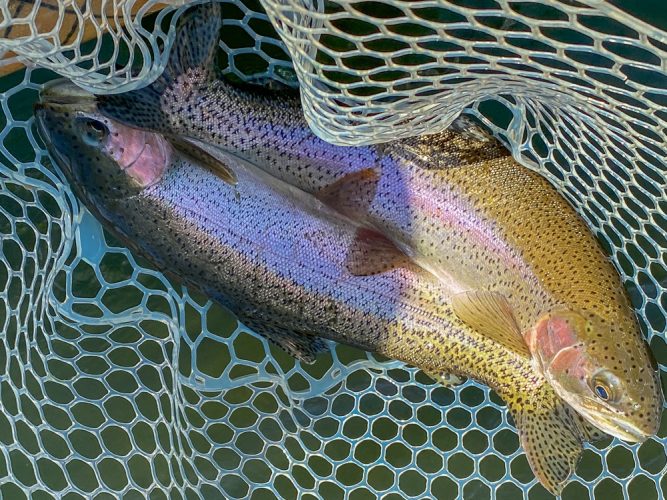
[
  {"left": 38, "top": 90, "right": 602, "bottom": 494},
  {"left": 90, "top": 1, "right": 663, "bottom": 454}
]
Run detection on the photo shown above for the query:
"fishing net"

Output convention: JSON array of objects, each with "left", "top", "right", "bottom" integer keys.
[{"left": 0, "top": 0, "right": 665, "bottom": 498}]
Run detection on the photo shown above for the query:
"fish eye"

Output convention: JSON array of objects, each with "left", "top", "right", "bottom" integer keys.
[
  {"left": 590, "top": 371, "right": 618, "bottom": 403},
  {"left": 78, "top": 118, "right": 109, "bottom": 145},
  {"left": 594, "top": 383, "right": 610, "bottom": 401}
]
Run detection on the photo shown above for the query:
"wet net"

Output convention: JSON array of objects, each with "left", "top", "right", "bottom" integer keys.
[{"left": 0, "top": 0, "right": 665, "bottom": 498}]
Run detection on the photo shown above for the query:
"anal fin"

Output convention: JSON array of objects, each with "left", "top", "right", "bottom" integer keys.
[
  {"left": 422, "top": 368, "right": 466, "bottom": 387},
  {"left": 246, "top": 322, "right": 329, "bottom": 364}
]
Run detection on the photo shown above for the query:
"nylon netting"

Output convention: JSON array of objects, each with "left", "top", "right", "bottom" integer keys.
[{"left": 0, "top": 0, "right": 665, "bottom": 498}]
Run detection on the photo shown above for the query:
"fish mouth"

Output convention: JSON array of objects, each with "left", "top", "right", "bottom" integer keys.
[
  {"left": 37, "top": 79, "right": 97, "bottom": 118},
  {"left": 579, "top": 408, "right": 652, "bottom": 442},
  {"left": 34, "top": 107, "right": 50, "bottom": 142},
  {"left": 39, "top": 79, "right": 96, "bottom": 106},
  {"left": 34, "top": 107, "right": 73, "bottom": 176}
]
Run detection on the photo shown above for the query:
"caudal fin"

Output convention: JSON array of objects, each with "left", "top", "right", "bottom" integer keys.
[
  {"left": 97, "top": 2, "right": 222, "bottom": 131},
  {"left": 509, "top": 384, "right": 590, "bottom": 495}
]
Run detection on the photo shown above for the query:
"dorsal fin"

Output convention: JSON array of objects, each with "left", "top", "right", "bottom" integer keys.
[
  {"left": 451, "top": 290, "right": 529, "bottom": 357},
  {"left": 396, "top": 115, "right": 510, "bottom": 169}
]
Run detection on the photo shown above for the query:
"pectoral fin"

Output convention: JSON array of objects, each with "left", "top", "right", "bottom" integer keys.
[
  {"left": 170, "top": 137, "right": 237, "bottom": 186},
  {"left": 451, "top": 290, "right": 529, "bottom": 357},
  {"left": 509, "top": 386, "right": 585, "bottom": 495},
  {"left": 346, "top": 228, "right": 418, "bottom": 276},
  {"left": 316, "top": 168, "right": 380, "bottom": 220}
]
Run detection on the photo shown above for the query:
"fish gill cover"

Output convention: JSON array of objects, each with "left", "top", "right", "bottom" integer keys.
[{"left": 0, "top": 0, "right": 665, "bottom": 499}]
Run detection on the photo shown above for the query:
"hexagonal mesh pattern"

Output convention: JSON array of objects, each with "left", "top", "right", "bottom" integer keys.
[
  {"left": 0, "top": 1, "right": 665, "bottom": 499},
  {"left": 0, "top": 0, "right": 186, "bottom": 93}
]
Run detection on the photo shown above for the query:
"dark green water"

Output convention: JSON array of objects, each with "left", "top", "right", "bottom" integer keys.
[{"left": 0, "top": 1, "right": 665, "bottom": 499}]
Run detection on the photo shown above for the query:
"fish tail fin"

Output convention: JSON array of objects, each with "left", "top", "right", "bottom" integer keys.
[
  {"left": 97, "top": 2, "right": 222, "bottom": 131},
  {"left": 508, "top": 384, "right": 588, "bottom": 495}
]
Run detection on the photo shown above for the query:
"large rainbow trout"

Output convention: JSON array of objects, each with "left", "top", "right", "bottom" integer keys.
[
  {"left": 39, "top": 91, "right": 602, "bottom": 494},
  {"left": 92, "top": 2, "right": 662, "bottom": 451}
]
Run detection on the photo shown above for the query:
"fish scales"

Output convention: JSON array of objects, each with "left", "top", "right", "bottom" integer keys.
[
  {"left": 104, "top": 67, "right": 662, "bottom": 444},
  {"left": 48, "top": 2, "right": 662, "bottom": 493},
  {"left": 32, "top": 100, "right": 517, "bottom": 386},
  {"left": 37, "top": 92, "right": 595, "bottom": 493},
  {"left": 128, "top": 74, "right": 631, "bottom": 333},
  {"left": 102, "top": 156, "right": 508, "bottom": 376},
  {"left": 96, "top": 2, "right": 661, "bottom": 448}
]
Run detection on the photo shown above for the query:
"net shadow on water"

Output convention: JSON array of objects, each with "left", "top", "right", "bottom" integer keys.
[{"left": 0, "top": 0, "right": 665, "bottom": 499}]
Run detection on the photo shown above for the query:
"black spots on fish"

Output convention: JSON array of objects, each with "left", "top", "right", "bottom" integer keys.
[
  {"left": 398, "top": 125, "right": 509, "bottom": 169},
  {"left": 459, "top": 159, "right": 634, "bottom": 326},
  {"left": 98, "top": 89, "right": 169, "bottom": 133},
  {"left": 510, "top": 386, "right": 584, "bottom": 495}
]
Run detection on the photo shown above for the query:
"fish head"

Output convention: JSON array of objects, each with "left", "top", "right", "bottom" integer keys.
[
  {"left": 526, "top": 308, "right": 663, "bottom": 442},
  {"left": 35, "top": 79, "right": 171, "bottom": 203}
]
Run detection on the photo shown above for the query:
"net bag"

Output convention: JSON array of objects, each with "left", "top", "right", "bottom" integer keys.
[{"left": 0, "top": 0, "right": 665, "bottom": 498}]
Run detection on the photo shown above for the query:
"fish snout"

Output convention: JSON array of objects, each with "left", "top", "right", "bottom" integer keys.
[
  {"left": 34, "top": 105, "right": 55, "bottom": 144},
  {"left": 611, "top": 418, "right": 654, "bottom": 443},
  {"left": 589, "top": 406, "right": 658, "bottom": 443},
  {"left": 35, "top": 80, "right": 99, "bottom": 154},
  {"left": 40, "top": 79, "right": 96, "bottom": 106},
  {"left": 39, "top": 79, "right": 98, "bottom": 119}
]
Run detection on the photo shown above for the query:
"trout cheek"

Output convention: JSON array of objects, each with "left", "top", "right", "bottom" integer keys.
[
  {"left": 548, "top": 344, "right": 585, "bottom": 378},
  {"left": 523, "top": 318, "right": 548, "bottom": 373},
  {"left": 103, "top": 126, "right": 147, "bottom": 167},
  {"left": 111, "top": 132, "right": 172, "bottom": 188},
  {"left": 549, "top": 358, "right": 587, "bottom": 399},
  {"left": 544, "top": 316, "right": 580, "bottom": 360},
  {"left": 527, "top": 313, "right": 585, "bottom": 377}
]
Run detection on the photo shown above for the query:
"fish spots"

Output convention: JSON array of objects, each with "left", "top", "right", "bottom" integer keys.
[{"left": 84, "top": 1, "right": 662, "bottom": 485}]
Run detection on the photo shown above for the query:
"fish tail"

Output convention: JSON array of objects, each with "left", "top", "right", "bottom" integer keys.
[
  {"left": 507, "top": 383, "right": 591, "bottom": 495},
  {"left": 97, "top": 2, "right": 222, "bottom": 131}
]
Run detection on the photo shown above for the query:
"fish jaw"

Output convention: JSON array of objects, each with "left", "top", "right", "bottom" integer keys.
[{"left": 577, "top": 405, "right": 651, "bottom": 442}]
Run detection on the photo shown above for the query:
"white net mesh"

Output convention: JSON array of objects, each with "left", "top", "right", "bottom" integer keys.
[
  {"left": 0, "top": 0, "right": 187, "bottom": 92},
  {"left": 0, "top": 0, "right": 665, "bottom": 498}
]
